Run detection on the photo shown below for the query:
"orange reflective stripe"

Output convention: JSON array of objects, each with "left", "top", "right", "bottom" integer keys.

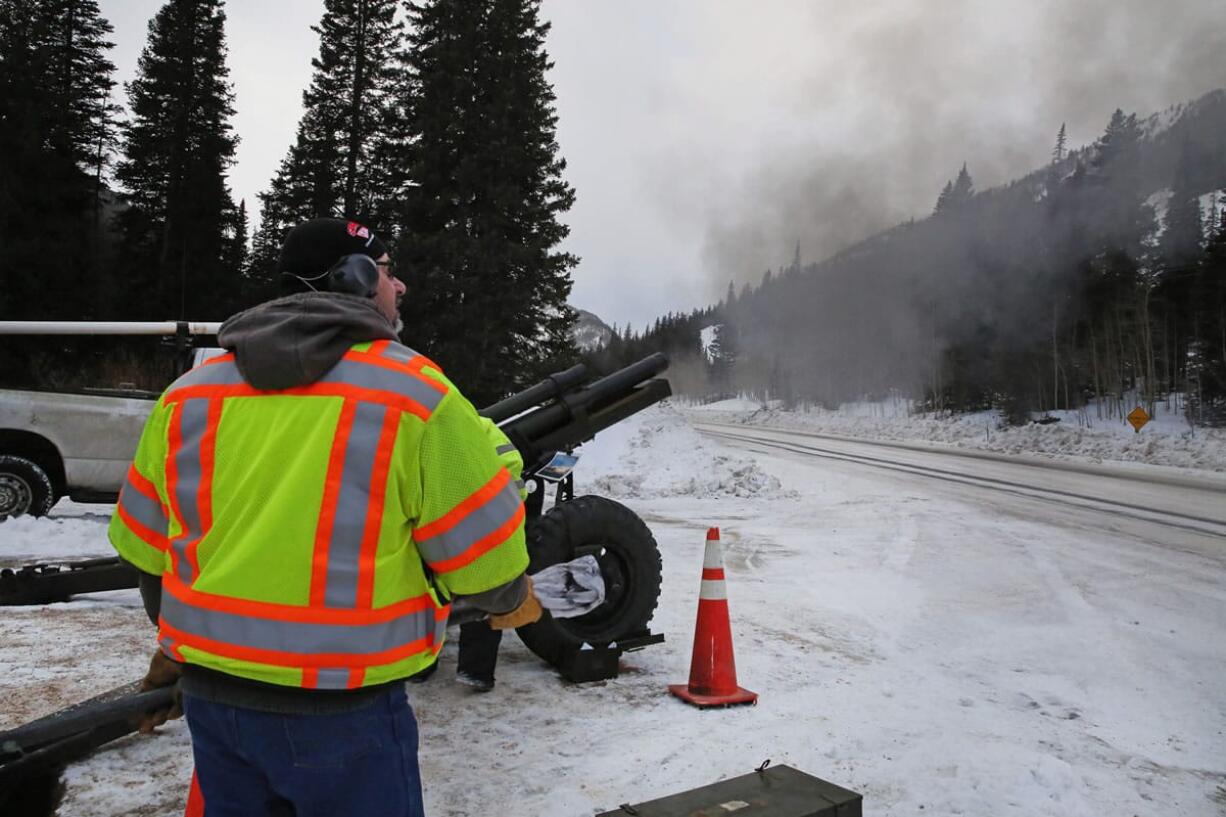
[
  {"left": 117, "top": 503, "right": 170, "bottom": 551},
  {"left": 302, "top": 667, "right": 319, "bottom": 689},
  {"left": 185, "top": 771, "right": 205, "bottom": 817},
  {"left": 165, "top": 383, "right": 434, "bottom": 420},
  {"left": 162, "top": 572, "right": 433, "bottom": 625},
  {"left": 347, "top": 667, "right": 366, "bottom": 689},
  {"left": 415, "top": 469, "right": 513, "bottom": 542},
  {"left": 428, "top": 502, "right": 525, "bottom": 575},
  {"left": 126, "top": 464, "right": 161, "bottom": 504},
  {"left": 159, "top": 618, "right": 437, "bottom": 669},
  {"left": 356, "top": 408, "right": 400, "bottom": 608},
  {"left": 341, "top": 350, "right": 448, "bottom": 395},
  {"left": 367, "top": 340, "right": 391, "bottom": 356},
  {"left": 311, "top": 400, "right": 358, "bottom": 606},
  {"left": 407, "top": 355, "right": 440, "bottom": 374},
  {"left": 185, "top": 399, "right": 222, "bottom": 580},
  {"left": 201, "top": 353, "right": 235, "bottom": 367}
]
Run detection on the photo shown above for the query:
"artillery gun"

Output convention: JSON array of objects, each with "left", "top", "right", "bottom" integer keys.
[{"left": 0, "top": 320, "right": 671, "bottom": 802}]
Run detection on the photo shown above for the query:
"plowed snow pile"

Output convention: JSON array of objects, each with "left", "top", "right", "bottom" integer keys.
[
  {"left": 692, "top": 398, "right": 1226, "bottom": 472},
  {"left": 578, "top": 403, "right": 791, "bottom": 499}
]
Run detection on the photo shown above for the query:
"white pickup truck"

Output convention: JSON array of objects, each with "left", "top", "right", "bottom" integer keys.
[{"left": 0, "top": 321, "right": 221, "bottom": 519}]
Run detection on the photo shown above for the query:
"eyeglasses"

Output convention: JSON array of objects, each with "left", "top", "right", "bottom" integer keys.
[{"left": 374, "top": 259, "right": 396, "bottom": 277}]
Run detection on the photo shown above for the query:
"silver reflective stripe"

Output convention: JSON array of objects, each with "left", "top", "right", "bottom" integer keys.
[
  {"left": 379, "top": 343, "right": 419, "bottom": 366},
  {"left": 160, "top": 592, "right": 438, "bottom": 656},
  {"left": 322, "top": 402, "right": 387, "bottom": 607},
  {"left": 173, "top": 359, "right": 243, "bottom": 388},
  {"left": 170, "top": 400, "right": 210, "bottom": 583},
  {"left": 320, "top": 359, "right": 444, "bottom": 413},
  {"left": 495, "top": 443, "right": 517, "bottom": 457},
  {"left": 433, "top": 613, "right": 447, "bottom": 648},
  {"left": 315, "top": 668, "right": 352, "bottom": 690},
  {"left": 119, "top": 474, "right": 167, "bottom": 533},
  {"left": 416, "top": 479, "right": 522, "bottom": 567}
]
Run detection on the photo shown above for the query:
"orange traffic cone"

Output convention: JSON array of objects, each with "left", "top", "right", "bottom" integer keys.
[{"left": 669, "top": 527, "right": 758, "bottom": 707}]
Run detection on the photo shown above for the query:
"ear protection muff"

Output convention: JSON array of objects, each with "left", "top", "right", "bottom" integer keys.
[{"left": 326, "top": 254, "right": 381, "bottom": 298}]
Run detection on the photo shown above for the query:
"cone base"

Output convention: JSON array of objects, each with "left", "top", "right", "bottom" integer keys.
[{"left": 668, "top": 683, "right": 758, "bottom": 708}]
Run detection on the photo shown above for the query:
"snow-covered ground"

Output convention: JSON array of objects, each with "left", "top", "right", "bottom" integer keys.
[
  {"left": 2, "top": 405, "right": 1224, "bottom": 816},
  {"left": 689, "top": 395, "right": 1226, "bottom": 473}
]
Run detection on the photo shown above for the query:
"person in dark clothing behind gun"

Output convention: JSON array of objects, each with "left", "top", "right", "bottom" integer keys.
[{"left": 108, "top": 217, "right": 542, "bottom": 817}]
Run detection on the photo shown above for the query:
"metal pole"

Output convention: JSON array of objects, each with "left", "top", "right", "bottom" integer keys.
[{"left": 0, "top": 321, "right": 221, "bottom": 336}]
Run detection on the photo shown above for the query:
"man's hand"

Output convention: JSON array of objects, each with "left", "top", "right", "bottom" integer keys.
[
  {"left": 138, "top": 648, "right": 184, "bottom": 733},
  {"left": 488, "top": 576, "right": 543, "bottom": 630}
]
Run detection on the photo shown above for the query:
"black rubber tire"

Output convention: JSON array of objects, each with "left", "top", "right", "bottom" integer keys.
[
  {"left": 516, "top": 495, "right": 662, "bottom": 666},
  {"left": 0, "top": 455, "right": 55, "bottom": 521}
]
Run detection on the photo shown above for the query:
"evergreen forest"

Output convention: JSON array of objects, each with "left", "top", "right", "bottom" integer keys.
[
  {"left": 0, "top": 0, "right": 575, "bottom": 405},
  {"left": 599, "top": 93, "right": 1226, "bottom": 427}
]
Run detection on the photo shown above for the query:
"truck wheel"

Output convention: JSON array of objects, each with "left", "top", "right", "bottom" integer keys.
[
  {"left": 516, "top": 495, "right": 662, "bottom": 666},
  {"left": 0, "top": 455, "right": 55, "bottom": 520}
]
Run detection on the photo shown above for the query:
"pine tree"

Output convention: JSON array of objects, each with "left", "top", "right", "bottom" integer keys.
[
  {"left": 1188, "top": 210, "right": 1226, "bottom": 420},
  {"left": 1159, "top": 139, "right": 1204, "bottom": 270},
  {"left": 950, "top": 163, "right": 974, "bottom": 206},
  {"left": 933, "top": 180, "right": 953, "bottom": 214},
  {"left": 113, "top": 0, "right": 238, "bottom": 320},
  {"left": 0, "top": 0, "right": 118, "bottom": 320},
  {"left": 249, "top": 0, "right": 401, "bottom": 281},
  {"left": 933, "top": 166, "right": 973, "bottom": 214},
  {"left": 392, "top": 0, "right": 578, "bottom": 405},
  {"left": 224, "top": 198, "right": 250, "bottom": 289},
  {"left": 1052, "top": 123, "right": 1067, "bottom": 164},
  {"left": 1088, "top": 108, "right": 1152, "bottom": 258}
]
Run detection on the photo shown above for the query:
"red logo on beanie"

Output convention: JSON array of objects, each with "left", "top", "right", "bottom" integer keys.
[{"left": 346, "top": 221, "right": 371, "bottom": 240}]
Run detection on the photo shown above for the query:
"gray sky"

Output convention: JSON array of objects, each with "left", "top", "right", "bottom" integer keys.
[{"left": 100, "top": 1, "right": 1226, "bottom": 330}]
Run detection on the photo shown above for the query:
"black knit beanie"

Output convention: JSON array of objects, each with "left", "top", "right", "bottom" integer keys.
[{"left": 276, "top": 218, "right": 389, "bottom": 283}]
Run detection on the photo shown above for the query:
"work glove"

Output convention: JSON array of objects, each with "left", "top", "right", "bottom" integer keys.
[
  {"left": 138, "top": 648, "right": 184, "bottom": 734},
  {"left": 488, "top": 576, "right": 543, "bottom": 630}
]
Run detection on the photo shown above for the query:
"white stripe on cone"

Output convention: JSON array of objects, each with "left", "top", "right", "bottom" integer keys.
[{"left": 699, "top": 580, "right": 727, "bottom": 600}]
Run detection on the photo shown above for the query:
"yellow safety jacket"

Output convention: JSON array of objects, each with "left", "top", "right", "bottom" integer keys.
[{"left": 109, "top": 339, "right": 528, "bottom": 690}]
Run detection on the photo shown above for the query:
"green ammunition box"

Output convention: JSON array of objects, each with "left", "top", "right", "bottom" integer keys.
[{"left": 597, "top": 764, "right": 861, "bottom": 817}]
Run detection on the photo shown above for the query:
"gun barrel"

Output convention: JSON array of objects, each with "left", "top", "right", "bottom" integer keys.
[
  {"left": 570, "top": 352, "right": 668, "bottom": 410},
  {"left": 480, "top": 363, "right": 587, "bottom": 424},
  {"left": 500, "top": 351, "right": 671, "bottom": 459},
  {"left": 528, "top": 378, "right": 671, "bottom": 453}
]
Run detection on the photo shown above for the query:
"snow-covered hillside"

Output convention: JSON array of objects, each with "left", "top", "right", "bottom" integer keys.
[{"left": 572, "top": 308, "right": 614, "bottom": 351}]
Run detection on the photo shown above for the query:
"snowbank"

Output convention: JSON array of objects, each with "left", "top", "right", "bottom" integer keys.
[
  {"left": 578, "top": 403, "right": 792, "bottom": 499},
  {"left": 0, "top": 506, "right": 116, "bottom": 566},
  {"left": 693, "top": 397, "right": 1226, "bottom": 472}
]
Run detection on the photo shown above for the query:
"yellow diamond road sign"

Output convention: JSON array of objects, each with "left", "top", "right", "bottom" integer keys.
[{"left": 1127, "top": 406, "right": 1150, "bottom": 433}]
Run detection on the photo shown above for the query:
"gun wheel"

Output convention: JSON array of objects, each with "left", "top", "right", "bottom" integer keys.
[{"left": 516, "top": 495, "right": 662, "bottom": 667}]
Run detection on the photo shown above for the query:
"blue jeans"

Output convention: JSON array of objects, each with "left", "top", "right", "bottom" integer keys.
[{"left": 182, "top": 686, "right": 425, "bottom": 817}]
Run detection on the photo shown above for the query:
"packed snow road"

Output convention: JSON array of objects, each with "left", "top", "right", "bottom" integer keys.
[{"left": 1, "top": 405, "right": 1224, "bottom": 816}]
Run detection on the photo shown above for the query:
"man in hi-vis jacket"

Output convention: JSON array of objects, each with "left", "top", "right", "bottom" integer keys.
[{"left": 109, "top": 218, "right": 541, "bottom": 817}]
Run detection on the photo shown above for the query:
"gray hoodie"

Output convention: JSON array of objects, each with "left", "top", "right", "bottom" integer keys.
[{"left": 218, "top": 292, "right": 398, "bottom": 389}]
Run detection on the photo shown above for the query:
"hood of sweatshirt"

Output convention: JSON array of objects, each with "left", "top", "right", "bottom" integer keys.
[{"left": 217, "top": 293, "right": 399, "bottom": 391}]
